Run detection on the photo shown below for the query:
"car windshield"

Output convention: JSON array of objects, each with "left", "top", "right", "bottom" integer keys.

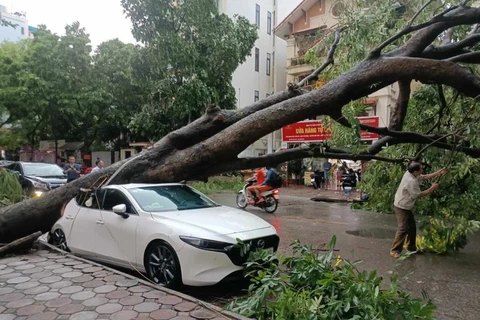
[
  {"left": 23, "top": 163, "right": 66, "bottom": 177},
  {"left": 128, "top": 185, "right": 219, "bottom": 212}
]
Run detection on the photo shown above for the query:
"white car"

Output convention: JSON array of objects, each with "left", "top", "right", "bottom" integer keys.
[{"left": 48, "top": 183, "right": 279, "bottom": 287}]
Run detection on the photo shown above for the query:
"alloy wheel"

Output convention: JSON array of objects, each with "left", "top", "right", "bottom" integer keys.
[
  {"left": 49, "top": 229, "right": 69, "bottom": 251},
  {"left": 147, "top": 244, "right": 178, "bottom": 286}
]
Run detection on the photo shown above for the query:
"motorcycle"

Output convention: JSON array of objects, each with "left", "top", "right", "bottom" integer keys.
[{"left": 236, "top": 180, "right": 279, "bottom": 213}]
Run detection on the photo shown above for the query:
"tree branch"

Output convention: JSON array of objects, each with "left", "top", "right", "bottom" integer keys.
[
  {"left": 297, "top": 27, "right": 344, "bottom": 88},
  {"left": 426, "top": 84, "right": 448, "bottom": 134},
  {"left": 361, "top": 125, "right": 480, "bottom": 157},
  {"left": 414, "top": 129, "right": 464, "bottom": 160},
  {"left": 446, "top": 51, "right": 480, "bottom": 63},
  {"left": 370, "top": 1, "right": 455, "bottom": 57},
  {"left": 422, "top": 33, "right": 480, "bottom": 59},
  {"left": 209, "top": 146, "right": 407, "bottom": 173},
  {"left": 160, "top": 26, "right": 344, "bottom": 152},
  {"left": 392, "top": 5, "right": 480, "bottom": 57},
  {"left": 388, "top": 80, "right": 411, "bottom": 131},
  {"left": 155, "top": 90, "right": 307, "bottom": 151}
]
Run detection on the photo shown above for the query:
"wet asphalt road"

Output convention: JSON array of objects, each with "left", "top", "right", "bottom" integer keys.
[
  {"left": 83, "top": 192, "right": 480, "bottom": 319},
  {"left": 203, "top": 193, "right": 480, "bottom": 320}
]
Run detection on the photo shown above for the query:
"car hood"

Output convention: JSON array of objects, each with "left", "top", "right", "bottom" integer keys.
[
  {"left": 26, "top": 175, "right": 67, "bottom": 184},
  {"left": 150, "top": 205, "right": 274, "bottom": 236}
]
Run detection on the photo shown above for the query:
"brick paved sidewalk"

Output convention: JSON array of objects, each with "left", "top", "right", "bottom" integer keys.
[{"left": 0, "top": 246, "right": 250, "bottom": 320}]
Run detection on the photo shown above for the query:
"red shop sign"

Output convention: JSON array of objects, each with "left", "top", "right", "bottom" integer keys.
[{"left": 281, "top": 116, "right": 380, "bottom": 143}]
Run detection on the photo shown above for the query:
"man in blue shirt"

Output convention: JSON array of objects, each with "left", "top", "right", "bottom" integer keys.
[
  {"left": 253, "top": 167, "right": 276, "bottom": 203},
  {"left": 64, "top": 155, "right": 81, "bottom": 183}
]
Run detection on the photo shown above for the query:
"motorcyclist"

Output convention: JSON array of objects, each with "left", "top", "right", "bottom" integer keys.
[
  {"left": 246, "top": 167, "right": 266, "bottom": 205},
  {"left": 253, "top": 167, "right": 277, "bottom": 204}
]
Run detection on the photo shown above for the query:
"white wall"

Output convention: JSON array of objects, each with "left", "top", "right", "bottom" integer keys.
[
  {"left": 219, "top": 1, "right": 298, "bottom": 156},
  {"left": 221, "top": 0, "right": 280, "bottom": 108}
]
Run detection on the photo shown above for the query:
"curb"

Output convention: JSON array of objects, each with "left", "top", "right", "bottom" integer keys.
[{"left": 37, "top": 239, "right": 253, "bottom": 320}]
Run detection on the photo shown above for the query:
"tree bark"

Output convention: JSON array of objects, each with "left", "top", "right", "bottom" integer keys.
[
  {"left": 0, "top": 231, "right": 42, "bottom": 256},
  {"left": 3, "top": 5, "right": 480, "bottom": 244},
  {"left": 388, "top": 80, "right": 411, "bottom": 131}
]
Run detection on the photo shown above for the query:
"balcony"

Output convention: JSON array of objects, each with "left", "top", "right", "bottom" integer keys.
[{"left": 287, "top": 56, "right": 314, "bottom": 76}]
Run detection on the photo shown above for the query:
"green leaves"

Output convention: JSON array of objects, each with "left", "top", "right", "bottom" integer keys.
[
  {"left": 228, "top": 238, "right": 436, "bottom": 320},
  {"left": 357, "top": 83, "right": 480, "bottom": 254},
  {"left": 122, "top": 0, "right": 257, "bottom": 140},
  {"left": 0, "top": 168, "right": 23, "bottom": 206}
]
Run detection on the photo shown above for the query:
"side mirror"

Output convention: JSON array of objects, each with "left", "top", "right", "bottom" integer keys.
[{"left": 113, "top": 204, "right": 129, "bottom": 219}]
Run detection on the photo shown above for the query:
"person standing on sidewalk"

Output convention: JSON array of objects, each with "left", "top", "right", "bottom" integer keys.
[
  {"left": 91, "top": 159, "right": 105, "bottom": 173},
  {"left": 390, "top": 161, "right": 446, "bottom": 258},
  {"left": 63, "top": 155, "right": 81, "bottom": 183},
  {"left": 323, "top": 159, "right": 332, "bottom": 190}
]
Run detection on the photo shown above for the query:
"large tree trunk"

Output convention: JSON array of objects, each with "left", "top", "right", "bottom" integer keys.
[{"left": 3, "top": 4, "right": 480, "bottom": 244}]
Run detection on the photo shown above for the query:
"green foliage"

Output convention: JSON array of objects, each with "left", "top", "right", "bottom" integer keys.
[
  {"left": 190, "top": 176, "right": 244, "bottom": 194},
  {"left": 303, "top": 0, "right": 469, "bottom": 151},
  {"left": 0, "top": 128, "right": 26, "bottom": 151},
  {"left": 0, "top": 23, "right": 146, "bottom": 152},
  {"left": 228, "top": 238, "right": 436, "bottom": 320},
  {"left": 358, "top": 85, "right": 480, "bottom": 254},
  {"left": 122, "top": 0, "right": 258, "bottom": 140},
  {"left": 0, "top": 168, "right": 23, "bottom": 206}
]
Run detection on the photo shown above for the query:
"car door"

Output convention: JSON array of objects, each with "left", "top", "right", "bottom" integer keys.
[
  {"left": 67, "top": 191, "right": 104, "bottom": 259},
  {"left": 95, "top": 188, "right": 140, "bottom": 268}
]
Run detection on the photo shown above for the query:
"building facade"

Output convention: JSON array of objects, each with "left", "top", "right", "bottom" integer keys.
[
  {"left": 275, "top": 0, "right": 403, "bottom": 131},
  {"left": 217, "top": 0, "right": 289, "bottom": 156},
  {"left": 0, "top": 5, "right": 30, "bottom": 43}
]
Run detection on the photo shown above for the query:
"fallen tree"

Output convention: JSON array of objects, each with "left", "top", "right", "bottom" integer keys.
[{"left": 2, "top": 1, "right": 480, "bottom": 243}]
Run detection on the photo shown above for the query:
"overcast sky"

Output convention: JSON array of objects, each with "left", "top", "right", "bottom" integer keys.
[{"left": 1, "top": 0, "right": 302, "bottom": 48}]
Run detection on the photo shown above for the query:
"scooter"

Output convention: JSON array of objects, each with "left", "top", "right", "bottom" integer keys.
[{"left": 236, "top": 180, "right": 279, "bottom": 214}]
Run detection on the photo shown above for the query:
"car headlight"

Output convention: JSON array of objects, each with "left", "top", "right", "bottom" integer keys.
[
  {"left": 34, "top": 191, "right": 44, "bottom": 197},
  {"left": 32, "top": 181, "right": 49, "bottom": 190},
  {"left": 179, "top": 236, "right": 234, "bottom": 252}
]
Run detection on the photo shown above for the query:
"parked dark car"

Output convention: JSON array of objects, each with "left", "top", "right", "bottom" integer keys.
[{"left": 5, "top": 162, "right": 67, "bottom": 197}]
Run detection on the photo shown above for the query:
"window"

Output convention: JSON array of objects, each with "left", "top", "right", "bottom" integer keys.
[
  {"left": 21, "top": 27, "right": 24, "bottom": 35},
  {"left": 22, "top": 163, "right": 65, "bottom": 177},
  {"left": 255, "top": 47, "right": 259, "bottom": 72},
  {"left": 267, "top": 11, "right": 272, "bottom": 35},
  {"left": 255, "top": 4, "right": 260, "bottom": 29},
  {"left": 7, "top": 163, "right": 20, "bottom": 173},
  {"left": 75, "top": 190, "right": 103, "bottom": 209},
  {"left": 102, "top": 189, "right": 135, "bottom": 214},
  {"left": 266, "top": 53, "right": 271, "bottom": 76},
  {"left": 254, "top": 90, "right": 260, "bottom": 102},
  {"left": 128, "top": 185, "right": 218, "bottom": 212}
]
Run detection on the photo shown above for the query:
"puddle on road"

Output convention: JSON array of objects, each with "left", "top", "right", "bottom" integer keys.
[{"left": 346, "top": 228, "right": 395, "bottom": 240}]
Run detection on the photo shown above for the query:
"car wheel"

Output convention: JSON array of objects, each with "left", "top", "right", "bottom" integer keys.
[
  {"left": 236, "top": 192, "right": 247, "bottom": 209},
  {"left": 48, "top": 229, "right": 70, "bottom": 252},
  {"left": 263, "top": 195, "right": 278, "bottom": 214},
  {"left": 145, "top": 241, "right": 182, "bottom": 288}
]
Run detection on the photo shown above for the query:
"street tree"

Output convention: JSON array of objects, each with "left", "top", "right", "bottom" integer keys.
[
  {"left": 0, "top": 41, "right": 32, "bottom": 129},
  {"left": 123, "top": 0, "right": 258, "bottom": 140},
  {"left": 91, "top": 39, "right": 146, "bottom": 151},
  {"left": 2, "top": 0, "right": 480, "bottom": 247}
]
